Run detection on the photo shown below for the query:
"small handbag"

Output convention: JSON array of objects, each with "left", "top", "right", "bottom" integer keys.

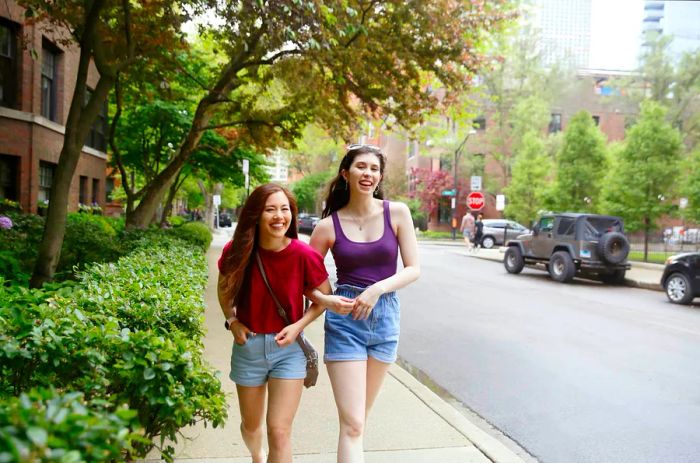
[{"left": 255, "top": 253, "right": 319, "bottom": 388}]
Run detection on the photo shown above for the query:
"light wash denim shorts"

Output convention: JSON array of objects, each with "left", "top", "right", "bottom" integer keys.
[
  {"left": 230, "top": 333, "right": 306, "bottom": 387},
  {"left": 324, "top": 284, "right": 400, "bottom": 364}
]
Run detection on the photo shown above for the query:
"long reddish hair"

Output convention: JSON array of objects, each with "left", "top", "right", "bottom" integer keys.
[{"left": 219, "top": 183, "right": 299, "bottom": 308}]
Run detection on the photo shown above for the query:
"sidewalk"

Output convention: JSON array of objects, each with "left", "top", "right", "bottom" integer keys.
[{"left": 145, "top": 229, "right": 529, "bottom": 463}]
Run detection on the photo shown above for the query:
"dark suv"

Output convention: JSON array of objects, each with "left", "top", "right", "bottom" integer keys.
[{"left": 503, "top": 213, "right": 631, "bottom": 284}]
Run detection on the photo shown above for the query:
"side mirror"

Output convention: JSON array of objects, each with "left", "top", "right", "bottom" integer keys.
[{"left": 532, "top": 223, "right": 540, "bottom": 235}]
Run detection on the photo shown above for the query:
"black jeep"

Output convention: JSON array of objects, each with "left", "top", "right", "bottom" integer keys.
[{"left": 503, "top": 213, "right": 631, "bottom": 284}]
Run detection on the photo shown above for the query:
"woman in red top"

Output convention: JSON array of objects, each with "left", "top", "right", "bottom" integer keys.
[{"left": 218, "top": 183, "right": 353, "bottom": 463}]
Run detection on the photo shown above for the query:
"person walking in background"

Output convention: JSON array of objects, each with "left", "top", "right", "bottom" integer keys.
[
  {"left": 460, "top": 212, "right": 475, "bottom": 250},
  {"left": 473, "top": 213, "right": 484, "bottom": 250},
  {"left": 217, "top": 183, "right": 353, "bottom": 463},
  {"left": 309, "top": 144, "right": 420, "bottom": 463}
]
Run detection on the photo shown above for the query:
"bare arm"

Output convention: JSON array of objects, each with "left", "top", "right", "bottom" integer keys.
[{"left": 218, "top": 273, "right": 252, "bottom": 344}]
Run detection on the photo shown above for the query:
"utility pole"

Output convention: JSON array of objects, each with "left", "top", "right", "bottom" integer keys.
[{"left": 452, "top": 129, "right": 477, "bottom": 240}]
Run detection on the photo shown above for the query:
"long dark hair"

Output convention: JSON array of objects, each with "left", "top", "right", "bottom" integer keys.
[
  {"left": 322, "top": 145, "right": 386, "bottom": 218},
  {"left": 219, "top": 183, "right": 299, "bottom": 307}
]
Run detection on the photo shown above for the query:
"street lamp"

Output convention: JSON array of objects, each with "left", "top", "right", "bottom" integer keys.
[{"left": 452, "top": 128, "right": 477, "bottom": 240}]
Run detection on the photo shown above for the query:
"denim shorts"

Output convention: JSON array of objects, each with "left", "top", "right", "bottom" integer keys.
[
  {"left": 324, "top": 284, "right": 401, "bottom": 364},
  {"left": 230, "top": 333, "right": 306, "bottom": 387}
]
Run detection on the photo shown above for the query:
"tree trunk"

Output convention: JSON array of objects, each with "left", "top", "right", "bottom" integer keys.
[
  {"left": 160, "top": 176, "right": 180, "bottom": 227},
  {"left": 30, "top": 49, "right": 114, "bottom": 287}
]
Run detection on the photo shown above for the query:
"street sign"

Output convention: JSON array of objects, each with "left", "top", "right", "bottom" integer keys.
[
  {"left": 212, "top": 194, "right": 221, "bottom": 207},
  {"left": 242, "top": 159, "right": 249, "bottom": 175},
  {"left": 441, "top": 189, "right": 456, "bottom": 196},
  {"left": 471, "top": 176, "right": 482, "bottom": 191},
  {"left": 467, "top": 191, "right": 485, "bottom": 211},
  {"left": 496, "top": 194, "right": 505, "bottom": 211},
  {"left": 680, "top": 197, "right": 688, "bottom": 209}
]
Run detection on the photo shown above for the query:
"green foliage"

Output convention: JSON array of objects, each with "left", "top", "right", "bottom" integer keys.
[
  {"left": 169, "top": 215, "right": 186, "bottom": 227},
  {"left": 398, "top": 197, "right": 427, "bottom": 231},
  {"left": 171, "top": 221, "right": 213, "bottom": 251},
  {"left": 0, "top": 213, "right": 46, "bottom": 284},
  {"left": 602, "top": 101, "right": 682, "bottom": 232},
  {"left": 504, "top": 132, "right": 553, "bottom": 225},
  {"left": 58, "top": 214, "right": 123, "bottom": 278},
  {"left": 546, "top": 110, "right": 608, "bottom": 213},
  {"left": 682, "top": 149, "right": 700, "bottom": 223},
  {"left": 292, "top": 171, "right": 333, "bottom": 213},
  {"left": 418, "top": 230, "right": 453, "bottom": 240},
  {"left": 0, "top": 388, "right": 142, "bottom": 463}
]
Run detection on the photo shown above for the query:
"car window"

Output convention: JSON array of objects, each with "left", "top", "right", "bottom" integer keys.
[
  {"left": 487, "top": 221, "right": 505, "bottom": 229},
  {"left": 539, "top": 217, "right": 554, "bottom": 232},
  {"left": 508, "top": 221, "right": 525, "bottom": 230},
  {"left": 557, "top": 218, "right": 575, "bottom": 236}
]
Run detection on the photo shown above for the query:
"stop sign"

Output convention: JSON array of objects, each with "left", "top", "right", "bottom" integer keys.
[{"left": 467, "top": 191, "right": 485, "bottom": 211}]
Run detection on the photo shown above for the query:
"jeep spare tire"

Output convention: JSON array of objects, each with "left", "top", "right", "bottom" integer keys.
[{"left": 598, "top": 232, "right": 629, "bottom": 264}]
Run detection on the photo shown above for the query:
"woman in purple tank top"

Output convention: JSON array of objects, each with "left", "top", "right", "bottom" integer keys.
[{"left": 309, "top": 144, "right": 420, "bottom": 462}]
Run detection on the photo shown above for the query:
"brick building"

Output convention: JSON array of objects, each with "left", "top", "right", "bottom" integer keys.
[{"left": 0, "top": 1, "right": 112, "bottom": 215}]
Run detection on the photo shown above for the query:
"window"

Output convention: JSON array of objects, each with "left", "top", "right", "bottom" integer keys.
[
  {"left": 41, "top": 42, "right": 58, "bottom": 121},
  {"left": 79, "top": 176, "right": 88, "bottom": 205},
  {"left": 0, "top": 20, "right": 19, "bottom": 109},
  {"left": 38, "top": 161, "right": 55, "bottom": 202},
  {"left": 473, "top": 116, "right": 486, "bottom": 131},
  {"left": 438, "top": 197, "right": 451, "bottom": 224},
  {"left": 549, "top": 113, "right": 562, "bottom": 133},
  {"left": 408, "top": 140, "right": 418, "bottom": 159},
  {"left": 105, "top": 177, "right": 115, "bottom": 202},
  {"left": 91, "top": 178, "right": 99, "bottom": 204},
  {"left": 539, "top": 216, "right": 555, "bottom": 232},
  {"left": 557, "top": 217, "right": 576, "bottom": 236},
  {"left": 84, "top": 88, "right": 108, "bottom": 151},
  {"left": 592, "top": 115, "right": 600, "bottom": 126},
  {"left": 0, "top": 155, "right": 19, "bottom": 201}
]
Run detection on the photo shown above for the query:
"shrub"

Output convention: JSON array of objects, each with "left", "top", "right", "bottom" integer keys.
[
  {"left": 58, "top": 214, "right": 124, "bottom": 277},
  {"left": 171, "top": 221, "right": 212, "bottom": 250},
  {"left": 0, "top": 213, "right": 45, "bottom": 284},
  {"left": 168, "top": 215, "right": 186, "bottom": 227}
]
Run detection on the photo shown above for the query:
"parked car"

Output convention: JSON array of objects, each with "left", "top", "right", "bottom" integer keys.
[
  {"left": 298, "top": 213, "right": 320, "bottom": 234},
  {"left": 479, "top": 219, "right": 530, "bottom": 248},
  {"left": 218, "top": 212, "right": 232, "bottom": 227},
  {"left": 661, "top": 252, "right": 700, "bottom": 304},
  {"left": 504, "top": 213, "right": 630, "bottom": 284}
]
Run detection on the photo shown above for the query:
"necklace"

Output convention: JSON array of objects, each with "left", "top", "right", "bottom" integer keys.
[{"left": 346, "top": 207, "right": 374, "bottom": 230}]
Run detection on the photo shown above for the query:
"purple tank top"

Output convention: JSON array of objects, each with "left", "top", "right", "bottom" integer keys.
[{"left": 331, "top": 200, "right": 399, "bottom": 287}]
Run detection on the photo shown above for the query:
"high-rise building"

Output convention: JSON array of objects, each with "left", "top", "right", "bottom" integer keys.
[
  {"left": 642, "top": 1, "right": 700, "bottom": 59},
  {"left": 532, "top": 0, "right": 592, "bottom": 69}
]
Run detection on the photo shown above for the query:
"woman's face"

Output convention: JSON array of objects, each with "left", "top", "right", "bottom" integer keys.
[
  {"left": 259, "top": 191, "right": 292, "bottom": 239},
  {"left": 344, "top": 153, "right": 382, "bottom": 196}
]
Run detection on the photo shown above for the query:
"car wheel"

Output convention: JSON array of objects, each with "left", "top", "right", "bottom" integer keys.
[
  {"left": 598, "top": 232, "right": 630, "bottom": 264},
  {"left": 504, "top": 247, "right": 525, "bottom": 274},
  {"left": 665, "top": 272, "right": 694, "bottom": 304},
  {"left": 600, "top": 269, "right": 626, "bottom": 285},
  {"left": 549, "top": 251, "right": 576, "bottom": 282},
  {"left": 481, "top": 236, "right": 495, "bottom": 249}
]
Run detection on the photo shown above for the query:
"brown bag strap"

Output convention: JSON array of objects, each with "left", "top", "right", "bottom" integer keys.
[{"left": 255, "top": 252, "right": 313, "bottom": 357}]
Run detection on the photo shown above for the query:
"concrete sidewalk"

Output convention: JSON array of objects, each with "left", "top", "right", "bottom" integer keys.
[
  {"left": 428, "top": 242, "right": 664, "bottom": 291},
  {"left": 145, "top": 230, "right": 529, "bottom": 463}
]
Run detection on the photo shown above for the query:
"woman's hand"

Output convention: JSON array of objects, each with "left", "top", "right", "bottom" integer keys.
[
  {"left": 324, "top": 294, "right": 355, "bottom": 315},
  {"left": 275, "top": 322, "right": 303, "bottom": 347},
  {"left": 352, "top": 284, "right": 383, "bottom": 320},
  {"left": 230, "top": 320, "right": 253, "bottom": 345}
]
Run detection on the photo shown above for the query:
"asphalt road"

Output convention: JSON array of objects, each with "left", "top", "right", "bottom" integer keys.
[{"left": 397, "top": 243, "right": 700, "bottom": 463}]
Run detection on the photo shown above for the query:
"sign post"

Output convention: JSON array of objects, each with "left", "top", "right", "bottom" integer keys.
[
  {"left": 213, "top": 194, "right": 221, "bottom": 229},
  {"left": 242, "top": 159, "right": 250, "bottom": 198},
  {"left": 467, "top": 191, "right": 485, "bottom": 211}
]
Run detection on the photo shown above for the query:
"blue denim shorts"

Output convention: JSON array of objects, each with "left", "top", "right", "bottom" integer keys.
[
  {"left": 324, "top": 284, "right": 401, "bottom": 364},
  {"left": 230, "top": 333, "right": 306, "bottom": 387}
]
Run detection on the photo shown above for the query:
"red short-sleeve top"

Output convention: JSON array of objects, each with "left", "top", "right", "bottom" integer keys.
[{"left": 218, "top": 239, "right": 328, "bottom": 333}]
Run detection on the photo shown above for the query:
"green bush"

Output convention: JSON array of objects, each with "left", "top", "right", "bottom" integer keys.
[
  {"left": 419, "top": 230, "right": 454, "bottom": 240},
  {"left": 0, "top": 213, "right": 45, "bottom": 284},
  {"left": 168, "top": 215, "right": 186, "bottom": 227},
  {"left": 58, "top": 214, "right": 124, "bottom": 277},
  {"left": 171, "top": 221, "right": 212, "bottom": 250},
  {"left": 0, "top": 388, "right": 142, "bottom": 463}
]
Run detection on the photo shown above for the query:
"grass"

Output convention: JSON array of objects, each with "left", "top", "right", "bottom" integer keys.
[{"left": 628, "top": 251, "right": 669, "bottom": 264}]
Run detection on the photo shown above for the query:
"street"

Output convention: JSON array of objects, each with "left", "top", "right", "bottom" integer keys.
[{"left": 397, "top": 243, "right": 700, "bottom": 463}]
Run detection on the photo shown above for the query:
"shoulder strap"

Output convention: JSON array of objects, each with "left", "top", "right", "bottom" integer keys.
[{"left": 255, "top": 252, "right": 314, "bottom": 357}]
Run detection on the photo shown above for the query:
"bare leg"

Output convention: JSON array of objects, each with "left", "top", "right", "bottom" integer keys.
[
  {"left": 364, "top": 357, "right": 391, "bottom": 416},
  {"left": 327, "top": 361, "right": 367, "bottom": 463},
  {"left": 236, "top": 384, "right": 267, "bottom": 463},
  {"left": 266, "top": 378, "right": 304, "bottom": 463}
]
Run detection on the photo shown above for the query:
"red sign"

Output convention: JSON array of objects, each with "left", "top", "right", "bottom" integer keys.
[{"left": 467, "top": 191, "right": 485, "bottom": 211}]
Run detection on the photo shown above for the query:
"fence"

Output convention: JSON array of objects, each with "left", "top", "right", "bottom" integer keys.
[{"left": 629, "top": 227, "right": 700, "bottom": 264}]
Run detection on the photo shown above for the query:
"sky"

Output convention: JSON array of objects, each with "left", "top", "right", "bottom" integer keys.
[{"left": 589, "top": 0, "right": 644, "bottom": 70}]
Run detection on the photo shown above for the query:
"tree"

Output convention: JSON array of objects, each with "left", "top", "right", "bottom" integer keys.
[
  {"left": 503, "top": 131, "right": 552, "bottom": 225},
  {"left": 292, "top": 171, "right": 333, "bottom": 213},
  {"left": 409, "top": 168, "right": 452, "bottom": 220},
  {"left": 122, "top": 0, "right": 516, "bottom": 229},
  {"left": 602, "top": 101, "right": 682, "bottom": 260},
  {"left": 546, "top": 110, "right": 608, "bottom": 213},
  {"left": 24, "top": 0, "right": 191, "bottom": 287},
  {"left": 682, "top": 149, "right": 700, "bottom": 224}
]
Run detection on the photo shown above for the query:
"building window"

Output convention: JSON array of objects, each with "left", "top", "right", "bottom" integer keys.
[
  {"left": 473, "top": 116, "right": 486, "bottom": 130},
  {"left": 38, "top": 161, "right": 55, "bottom": 202},
  {"left": 0, "top": 154, "right": 19, "bottom": 201},
  {"left": 549, "top": 113, "right": 562, "bottom": 133},
  {"left": 79, "top": 176, "right": 88, "bottom": 205},
  {"left": 84, "top": 88, "right": 108, "bottom": 151},
  {"left": 41, "top": 42, "right": 58, "bottom": 121},
  {"left": 0, "top": 20, "right": 19, "bottom": 109},
  {"left": 91, "top": 178, "right": 99, "bottom": 204},
  {"left": 105, "top": 177, "right": 115, "bottom": 202},
  {"left": 408, "top": 140, "right": 417, "bottom": 159},
  {"left": 592, "top": 115, "right": 600, "bottom": 126}
]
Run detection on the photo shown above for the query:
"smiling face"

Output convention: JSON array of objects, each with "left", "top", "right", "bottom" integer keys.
[
  {"left": 343, "top": 153, "right": 383, "bottom": 196},
  {"left": 259, "top": 190, "right": 293, "bottom": 240}
]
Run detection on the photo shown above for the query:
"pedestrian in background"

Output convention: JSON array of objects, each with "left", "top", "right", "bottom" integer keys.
[
  {"left": 460, "top": 212, "right": 475, "bottom": 250},
  {"left": 474, "top": 213, "right": 484, "bottom": 250},
  {"left": 309, "top": 144, "right": 420, "bottom": 463},
  {"left": 217, "top": 183, "right": 353, "bottom": 463}
]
